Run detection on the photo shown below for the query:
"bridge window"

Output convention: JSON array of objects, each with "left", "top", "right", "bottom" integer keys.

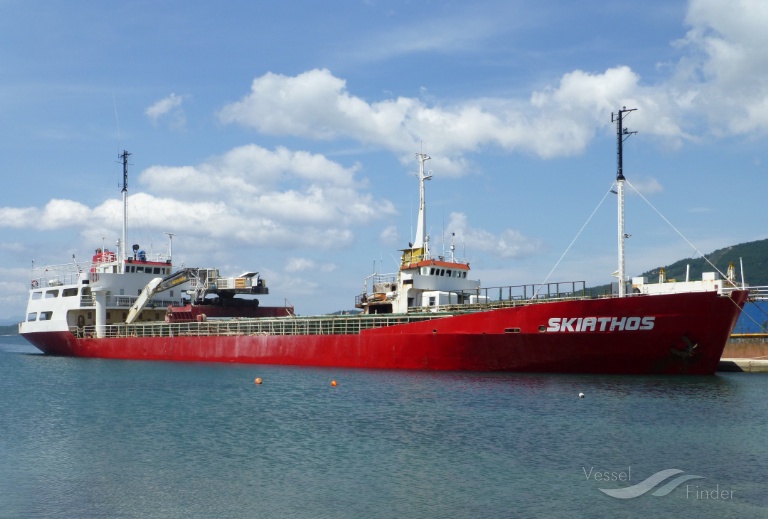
[
  {"left": 153, "top": 267, "right": 161, "bottom": 274},
  {"left": 45, "top": 290, "right": 59, "bottom": 299},
  {"left": 27, "top": 312, "right": 37, "bottom": 321},
  {"left": 63, "top": 288, "right": 78, "bottom": 297},
  {"left": 31, "top": 292, "right": 42, "bottom": 300},
  {"left": 39, "top": 311, "right": 53, "bottom": 321}
]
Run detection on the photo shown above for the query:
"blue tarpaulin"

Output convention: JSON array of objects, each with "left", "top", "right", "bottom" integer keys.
[{"left": 733, "top": 301, "right": 768, "bottom": 333}]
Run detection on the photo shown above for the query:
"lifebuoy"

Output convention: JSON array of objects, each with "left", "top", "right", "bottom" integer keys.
[
  {"left": 31, "top": 279, "right": 38, "bottom": 289},
  {"left": 77, "top": 315, "right": 85, "bottom": 327}
]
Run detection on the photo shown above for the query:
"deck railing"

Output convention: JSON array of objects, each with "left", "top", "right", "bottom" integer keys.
[
  {"left": 478, "top": 281, "right": 588, "bottom": 302},
  {"left": 30, "top": 261, "right": 90, "bottom": 289},
  {"left": 71, "top": 313, "right": 452, "bottom": 339},
  {"left": 69, "top": 282, "right": 751, "bottom": 340},
  {"left": 747, "top": 286, "right": 768, "bottom": 301},
  {"left": 78, "top": 294, "right": 181, "bottom": 309},
  {"left": 357, "top": 280, "right": 589, "bottom": 308}
]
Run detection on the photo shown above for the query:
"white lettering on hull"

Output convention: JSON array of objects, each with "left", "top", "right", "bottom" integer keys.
[{"left": 546, "top": 316, "right": 655, "bottom": 332}]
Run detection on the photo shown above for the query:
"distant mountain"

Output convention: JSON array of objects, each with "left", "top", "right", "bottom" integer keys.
[
  {"left": 0, "top": 324, "right": 19, "bottom": 336},
  {"left": 589, "top": 238, "right": 768, "bottom": 295}
]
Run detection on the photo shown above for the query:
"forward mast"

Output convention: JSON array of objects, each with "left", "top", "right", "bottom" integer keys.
[{"left": 612, "top": 107, "right": 636, "bottom": 297}]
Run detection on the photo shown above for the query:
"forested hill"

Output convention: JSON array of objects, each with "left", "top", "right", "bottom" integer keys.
[
  {"left": 648, "top": 238, "right": 768, "bottom": 286},
  {"left": 590, "top": 238, "right": 768, "bottom": 295},
  {"left": 1, "top": 324, "right": 19, "bottom": 335}
]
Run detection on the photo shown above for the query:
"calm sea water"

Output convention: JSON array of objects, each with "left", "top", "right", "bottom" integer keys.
[{"left": 1, "top": 335, "right": 766, "bottom": 519}]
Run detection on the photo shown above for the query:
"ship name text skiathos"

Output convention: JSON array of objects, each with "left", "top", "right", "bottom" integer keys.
[{"left": 546, "top": 316, "right": 655, "bottom": 333}]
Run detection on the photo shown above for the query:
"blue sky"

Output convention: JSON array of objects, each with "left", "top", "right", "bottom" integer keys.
[{"left": 1, "top": 0, "right": 766, "bottom": 318}]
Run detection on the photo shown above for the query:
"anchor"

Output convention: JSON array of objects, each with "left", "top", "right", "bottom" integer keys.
[{"left": 671, "top": 335, "right": 698, "bottom": 360}]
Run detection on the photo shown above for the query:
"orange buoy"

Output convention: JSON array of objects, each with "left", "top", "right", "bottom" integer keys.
[
  {"left": 331, "top": 380, "right": 337, "bottom": 387},
  {"left": 254, "top": 377, "right": 263, "bottom": 385}
]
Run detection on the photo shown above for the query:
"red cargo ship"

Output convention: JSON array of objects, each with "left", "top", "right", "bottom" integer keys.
[{"left": 19, "top": 110, "right": 748, "bottom": 373}]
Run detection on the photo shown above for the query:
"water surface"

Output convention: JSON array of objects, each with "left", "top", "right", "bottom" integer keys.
[{"left": 1, "top": 337, "right": 766, "bottom": 518}]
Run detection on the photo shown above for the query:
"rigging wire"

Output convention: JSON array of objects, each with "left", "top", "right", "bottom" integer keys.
[
  {"left": 625, "top": 178, "right": 753, "bottom": 323},
  {"left": 624, "top": 179, "right": 730, "bottom": 280},
  {"left": 532, "top": 181, "right": 616, "bottom": 301}
]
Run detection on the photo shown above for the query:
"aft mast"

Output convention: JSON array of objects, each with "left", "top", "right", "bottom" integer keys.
[
  {"left": 611, "top": 108, "right": 636, "bottom": 297},
  {"left": 119, "top": 150, "right": 131, "bottom": 273}
]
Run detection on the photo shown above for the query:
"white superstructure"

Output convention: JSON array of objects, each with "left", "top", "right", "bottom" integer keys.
[
  {"left": 357, "top": 152, "right": 482, "bottom": 314},
  {"left": 20, "top": 248, "right": 181, "bottom": 337},
  {"left": 20, "top": 151, "right": 185, "bottom": 337}
]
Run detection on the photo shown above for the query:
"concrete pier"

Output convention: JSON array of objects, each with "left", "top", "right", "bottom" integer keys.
[
  {"left": 718, "top": 358, "right": 768, "bottom": 373},
  {"left": 717, "top": 334, "right": 768, "bottom": 372}
]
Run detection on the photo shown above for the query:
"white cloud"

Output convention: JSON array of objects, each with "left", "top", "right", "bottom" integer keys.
[
  {"left": 285, "top": 258, "right": 315, "bottom": 272},
  {"left": 145, "top": 93, "right": 186, "bottom": 129},
  {"left": 0, "top": 200, "right": 91, "bottom": 230},
  {"left": 343, "top": 10, "right": 502, "bottom": 63},
  {"left": 0, "top": 207, "right": 37, "bottom": 228},
  {"left": 214, "top": 67, "right": 680, "bottom": 172},
  {"left": 0, "top": 145, "right": 396, "bottom": 252},
  {"left": 447, "top": 212, "right": 542, "bottom": 260},
  {"left": 673, "top": 0, "right": 768, "bottom": 134},
  {"left": 139, "top": 145, "right": 394, "bottom": 232},
  {"left": 216, "top": 1, "right": 768, "bottom": 172},
  {"left": 0, "top": 267, "right": 34, "bottom": 316},
  {"left": 627, "top": 177, "right": 664, "bottom": 196},
  {"left": 285, "top": 257, "right": 336, "bottom": 273},
  {"left": 40, "top": 199, "right": 92, "bottom": 229},
  {"left": 0, "top": 242, "right": 25, "bottom": 252},
  {"left": 379, "top": 225, "right": 400, "bottom": 245},
  {"left": 140, "top": 145, "right": 358, "bottom": 199}
]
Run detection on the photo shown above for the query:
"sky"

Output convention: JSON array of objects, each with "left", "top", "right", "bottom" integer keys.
[{"left": 1, "top": 0, "right": 767, "bottom": 319}]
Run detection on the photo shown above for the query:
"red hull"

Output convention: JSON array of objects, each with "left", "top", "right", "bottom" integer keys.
[{"left": 22, "top": 291, "right": 748, "bottom": 375}]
